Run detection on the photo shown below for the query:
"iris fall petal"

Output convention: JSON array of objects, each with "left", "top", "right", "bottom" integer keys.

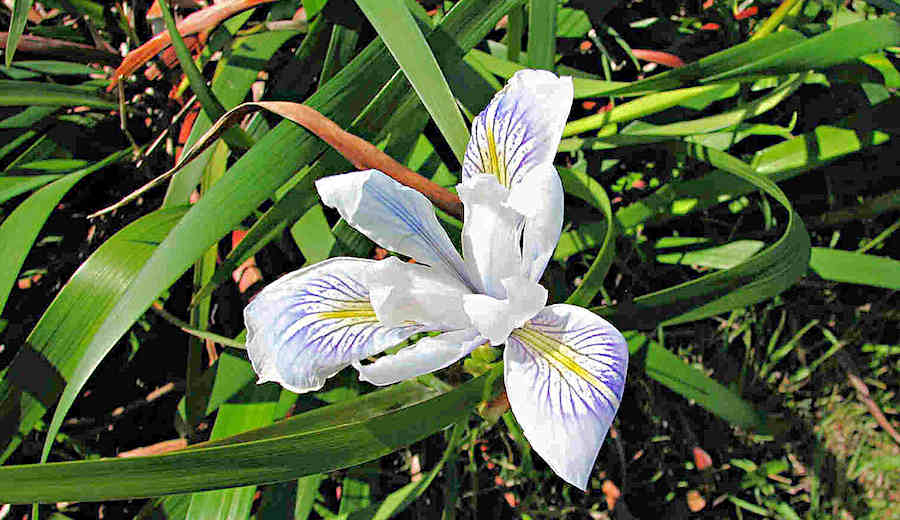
[
  {"left": 504, "top": 304, "right": 628, "bottom": 490},
  {"left": 244, "top": 258, "right": 422, "bottom": 393}
]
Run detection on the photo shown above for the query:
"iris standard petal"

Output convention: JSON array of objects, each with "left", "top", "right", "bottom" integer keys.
[
  {"left": 504, "top": 304, "right": 628, "bottom": 490},
  {"left": 316, "top": 170, "right": 474, "bottom": 289},
  {"left": 462, "top": 276, "right": 547, "bottom": 345},
  {"left": 354, "top": 328, "right": 486, "bottom": 386},
  {"left": 364, "top": 256, "right": 472, "bottom": 330},
  {"left": 244, "top": 258, "right": 423, "bottom": 394},
  {"left": 506, "top": 163, "right": 565, "bottom": 281},
  {"left": 462, "top": 69, "right": 574, "bottom": 189},
  {"left": 457, "top": 174, "right": 523, "bottom": 298}
]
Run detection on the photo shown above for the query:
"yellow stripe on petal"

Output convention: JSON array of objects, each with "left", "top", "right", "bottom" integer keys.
[{"left": 511, "top": 324, "right": 620, "bottom": 409}]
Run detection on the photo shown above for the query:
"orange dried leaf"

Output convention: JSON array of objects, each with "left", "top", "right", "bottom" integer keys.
[
  {"left": 602, "top": 479, "right": 621, "bottom": 510},
  {"left": 108, "top": 0, "right": 278, "bottom": 90},
  {"left": 693, "top": 446, "right": 713, "bottom": 470},
  {"left": 631, "top": 49, "right": 686, "bottom": 68},
  {"left": 735, "top": 6, "right": 759, "bottom": 19},
  {"left": 687, "top": 490, "right": 706, "bottom": 512}
]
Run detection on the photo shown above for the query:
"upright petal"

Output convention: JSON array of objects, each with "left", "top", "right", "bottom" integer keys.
[
  {"left": 457, "top": 174, "right": 523, "bottom": 298},
  {"left": 504, "top": 304, "right": 628, "bottom": 490},
  {"left": 364, "top": 256, "right": 472, "bottom": 331},
  {"left": 316, "top": 170, "right": 474, "bottom": 289},
  {"left": 354, "top": 328, "right": 486, "bottom": 386},
  {"left": 462, "top": 276, "right": 547, "bottom": 345},
  {"left": 506, "top": 163, "right": 564, "bottom": 281},
  {"left": 244, "top": 258, "right": 422, "bottom": 394},
  {"left": 463, "top": 69, "right": 573, "bottom": 189}
]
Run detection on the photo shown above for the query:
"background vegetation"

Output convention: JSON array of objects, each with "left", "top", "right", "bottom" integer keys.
[{"left": 0, "top": 0, "right": 897, "bottom": 518}]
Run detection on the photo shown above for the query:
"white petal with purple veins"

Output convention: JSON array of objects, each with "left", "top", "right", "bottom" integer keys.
[
  {"left": 504, "top": 304, "right": 628, "bottom": 490},
  {"left": 316, "top": 170, "right": 474, "bottom": 289},
  {"left": 354, "top": 328, "right": 486, "bottom": 386},
  {"left": 244, "top": 258, "right": 423, "bottom": 394},
  {"left": 364, "top": 256, "right": 472, "bottom": 330},
  {"left": 462, "top": 70, "right": 573, "bottom": 189}
]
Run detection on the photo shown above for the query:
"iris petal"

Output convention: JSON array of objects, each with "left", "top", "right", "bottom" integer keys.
[
  {"left": 457, "top": 174, "right": 523, "bottom": 298},
  {"left": 316, "top": 170, "right": 474, "bottom": 289},
  {"left": 462, "top": 70, "right": 573, "bottom": 189},
  {"left": 244, "top": 258, "right": 423, "bottom": 393},
  {"left": 354, "top": 328, "right": 486, "bottom": 386},
  {"left": 506, "top": 163, "right": 564, "bottom": 282},
  {"left": 504, "top": 304, "right": 628, "bottom": 490},
  {"left": 462, "top": 276, "right": 547, "bottom": 345},
  {"left": 365, "top": 256, "right": 472, "bottom": 330}
]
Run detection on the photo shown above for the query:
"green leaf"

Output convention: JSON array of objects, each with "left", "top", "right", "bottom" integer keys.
[
  {"left": 593, "top": 145, "right": 811, "bottom": 329},
  {"left": 0, "top": 80, "right": 116, "bottom": 108},
  {"left": 527, "top": 0, "right": 556, "bottom": 70},
  {"left": 0, "top": 174, "right": 62, "bottom": 204},
  {"left": 185, "top": 384, "right": 281, "bottom": 519},
  {"left": 355, "top": 0, "right": 471, "bottom": 162},
  {"left": 560, "top": 167, "right": 616, "bottom": 307},
  {"left": 657, "top": 240, "right": 900, "bottom": 290},
  {"left": 4, "top": 0, "right": 35, "bottom": 66},
  {"left": 626, "top": 332, "right": 765, "bottom": 430},
  {"left": 0, "top": 371, "right": 498, "bottom": 503},
  {"left": 600, "top": 31, "right": 807, "bottom": 95},
  {"left": 0, "top": 205, "right": 188, "bottom": 462},
  {"left": 157, "top": 0, "right": 254, "bottom": 151},
  {"left": 163, "top": 25, "right": 297, "bottom": 206},
  {"left": 0, "top": 149, "right": 130, "bottom": 318},
  {"left": 707, "top": 18, "right": 900, "bottom": 83}
]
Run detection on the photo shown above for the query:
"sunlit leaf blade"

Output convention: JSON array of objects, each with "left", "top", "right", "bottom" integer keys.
[
  {"left": 657, "top": 241, "right": 900, "bottom": 291},
  {"left": 589, "top": 145, "right": 810, "bottom": 329},
  {"left": 527, "top": 0, "right": 556, "bottom": 70},
  {"left": 0, "top": 149, "right": 130, "bottom": 317},
  {"left": 355, "top": 0, "right": 470, "bottom": 162},
  {"left": 163, "top": 21, "right": 293, "bottom": 206},
  {"left": 0, "top": 80, "right": 116, "bottom": 108},
  {"left": 560, "top": 167, "right": 616, "bottom": 307},
  {"left": 0, "top": 371, "right": 497, "bottom": 503},
  {"left": 4, "top": 0, "right": 35, "bottom": 66},
  {"left": 626, "top": 332, "right": 765, "bottom": 430},
  {"left": 707, "top": 18, "right": 900, "bottom": 82},
  {"left": 0, "top": 206, "right": 188, "bottom": 462},
  {"left": 0, "top": 174, "right": 62, "bottom": 204},
  {"left": 185, "top": 384, "right": 280, "bottom": 518}
]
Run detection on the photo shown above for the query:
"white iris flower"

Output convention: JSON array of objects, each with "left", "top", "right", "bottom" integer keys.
[{"left": 244, "top": 69, "right": 628, "bottom": 489}]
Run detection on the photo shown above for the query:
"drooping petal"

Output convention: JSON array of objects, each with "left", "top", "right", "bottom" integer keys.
[
  {"left": 316, "top": 170, "right": 474, "bottom": 289},
  {"left": 462, "top": 69, "right": 574, "bottom": 189},
  {"left": 457, "top": 174, "right": 523, "bottom": 298},
  {"left": 504, "top": 304, "right": 628, "bottom": 490},
  {"left": 364, "top": 256, "right": 472, "bottom": 330},
  {"left": 244, "top": 258, "right": 422, "bottom": 394},
  {"left": 462, "top": 276, "right": 547, "bottom": 345},
  {"left": 506, "top": 163, "right": 564, "bottom": 281},
  {"left": 354, "top": 328, "right": 486, "bottom": 386}
]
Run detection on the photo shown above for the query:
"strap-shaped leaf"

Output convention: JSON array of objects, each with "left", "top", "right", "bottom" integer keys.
[
  {"left": 355, "top": 0, "right": 470, "bottom": 162},
  {"left": 592, "top": 144, "right": 811, "bottom": 329},
  {"left": 0, "top": 370, "right": 497, "bottom": 503}
]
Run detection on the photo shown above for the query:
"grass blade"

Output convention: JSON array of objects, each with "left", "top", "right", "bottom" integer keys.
[
  {"left": 355, "top": 0, "right": 471, "bottom": 162},
  {"left": 4, "top": 0, "right": 34, "bottom": 66}
]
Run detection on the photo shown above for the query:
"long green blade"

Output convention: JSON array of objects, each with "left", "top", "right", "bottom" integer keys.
[{"left": 355, "top": 0, "right": 471, "bottom": 162}]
